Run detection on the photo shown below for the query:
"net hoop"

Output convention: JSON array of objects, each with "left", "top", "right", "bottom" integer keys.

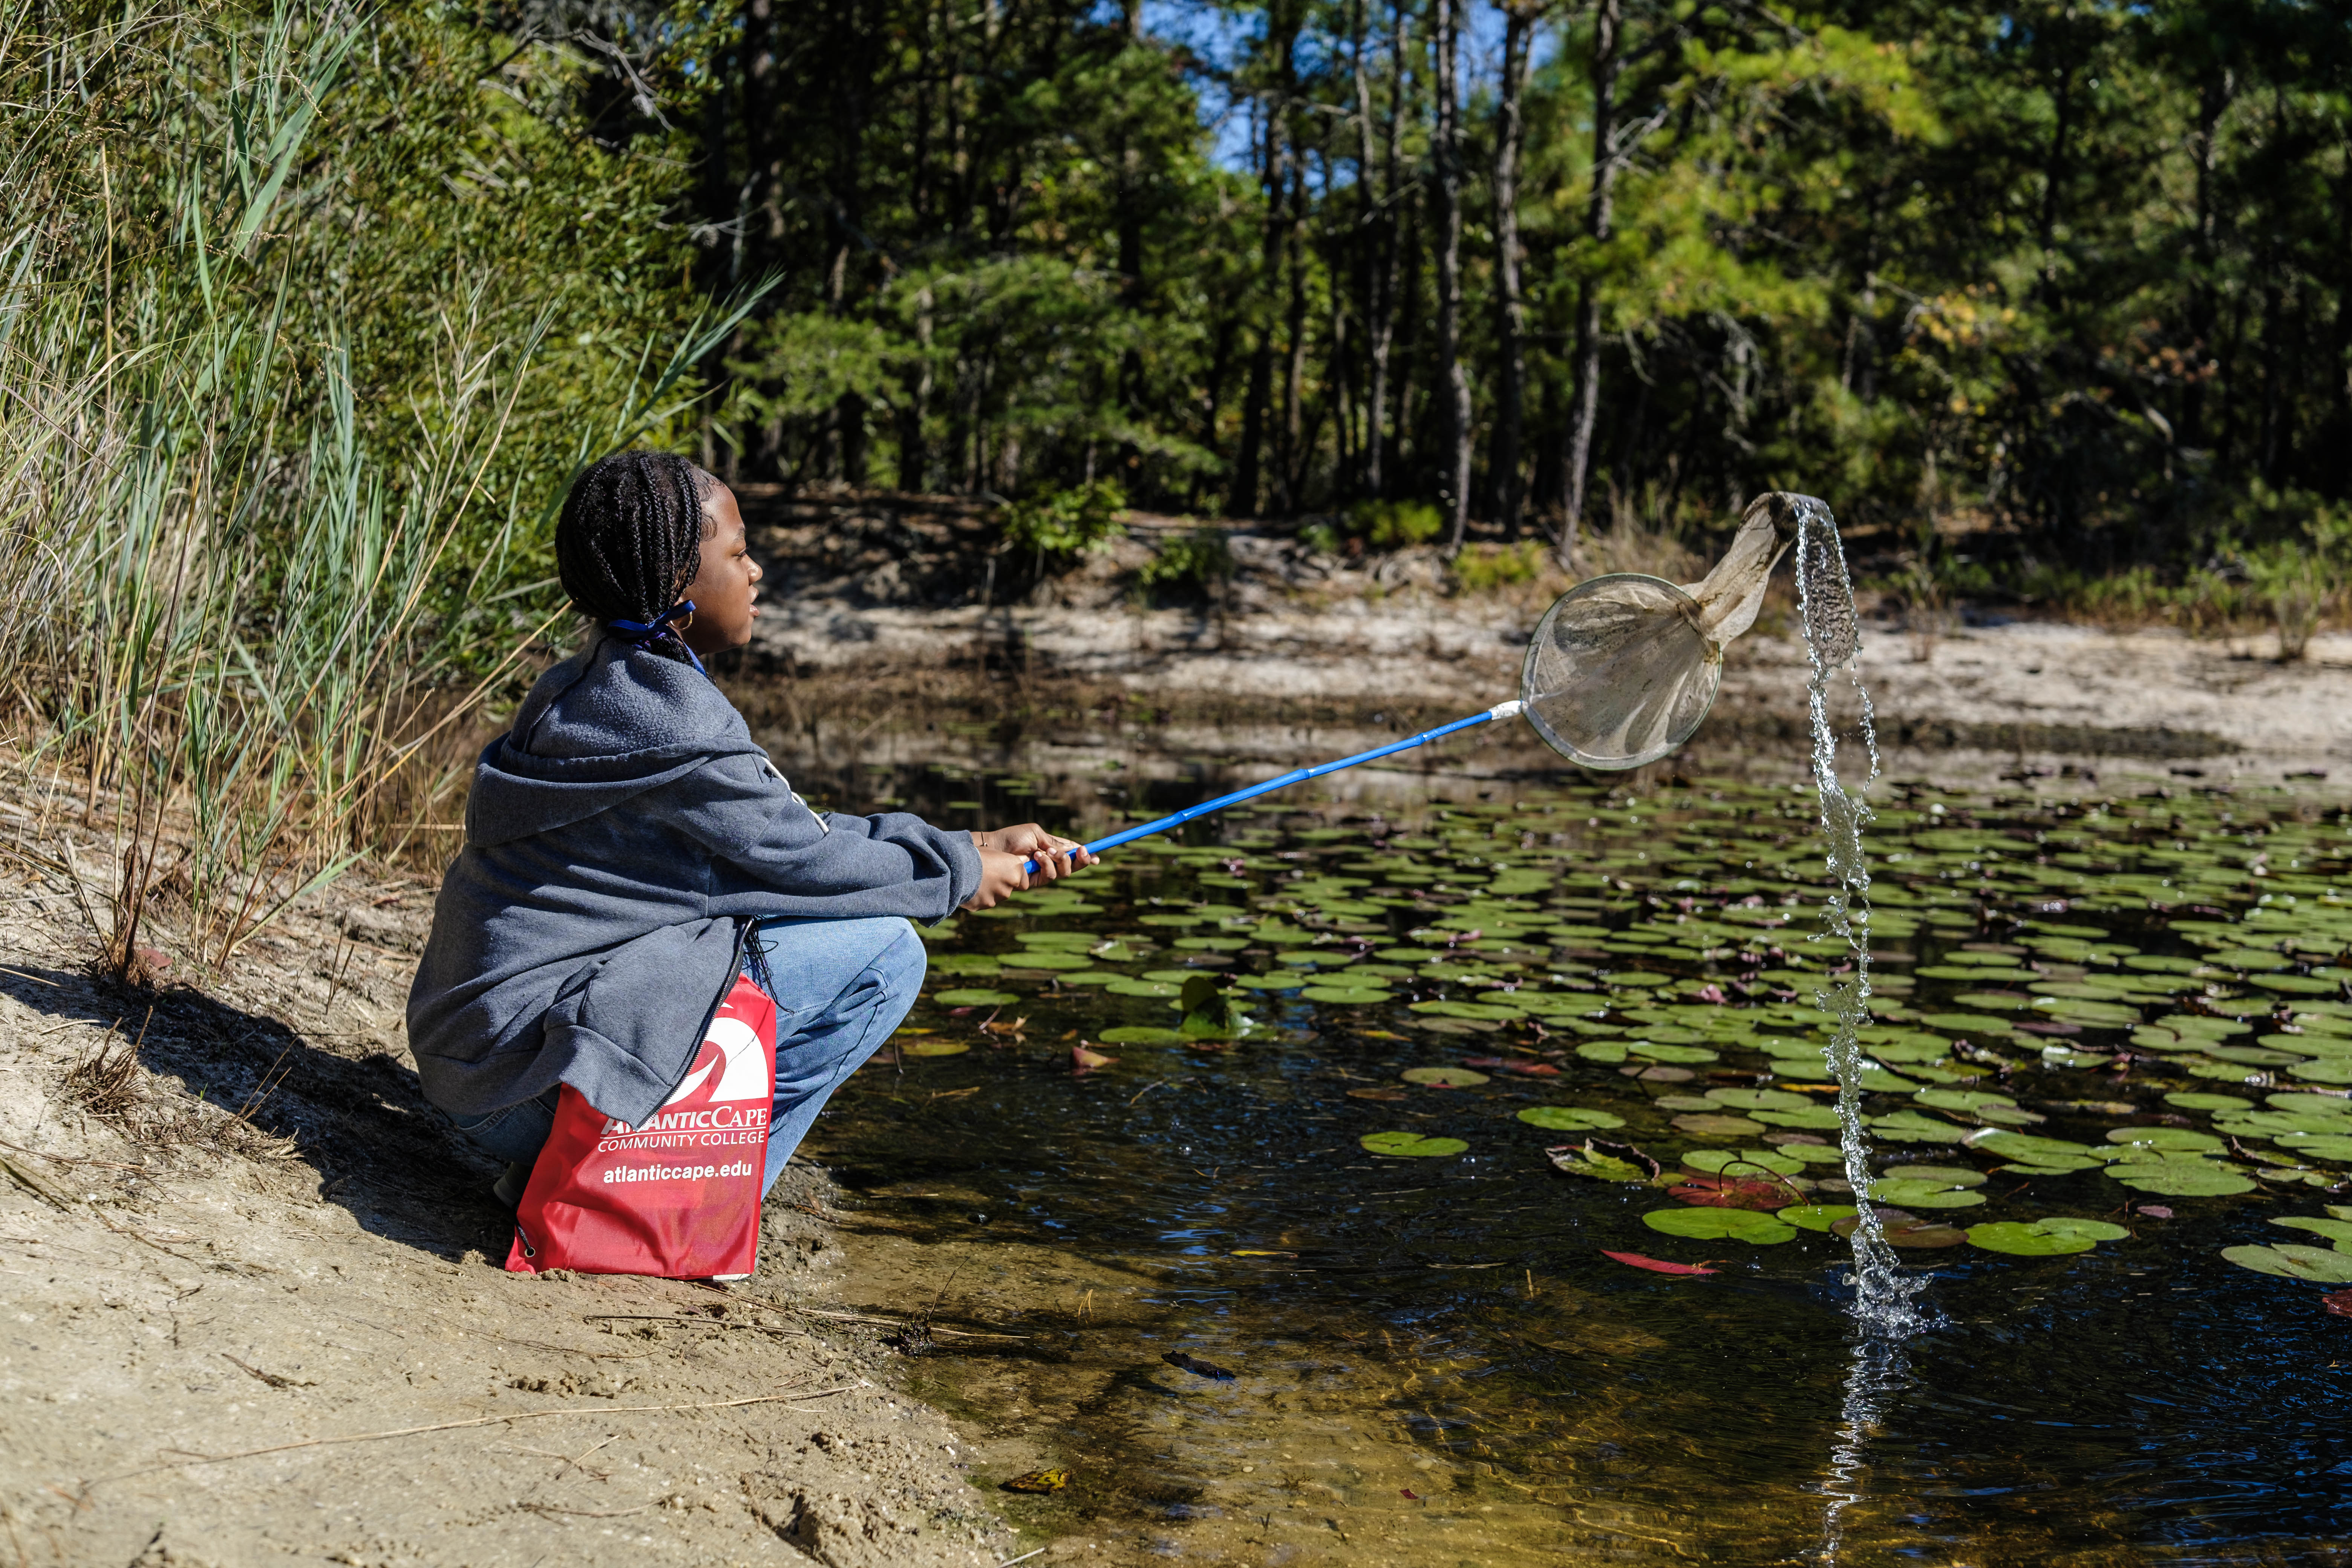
[{"left": 1518, "top": 573, "right": 1722, "bottom": 770}]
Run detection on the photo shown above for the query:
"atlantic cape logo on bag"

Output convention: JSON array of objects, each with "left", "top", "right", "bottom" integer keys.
[{"left": 597, "top": 1012, "right": 773, "bottom": 1145}]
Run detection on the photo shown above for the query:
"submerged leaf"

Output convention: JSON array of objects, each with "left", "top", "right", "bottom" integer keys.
[
  {"left": 1600, "top": 1250, "right": 1719, "bottom": 1276},
  {"left": 1163, "top": 1351, "right": 1237, "bottom": 1380}
]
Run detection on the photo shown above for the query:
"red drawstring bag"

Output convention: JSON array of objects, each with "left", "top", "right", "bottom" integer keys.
[{"left": 505, "top": 972, "right": 778, "bottom": 1280}]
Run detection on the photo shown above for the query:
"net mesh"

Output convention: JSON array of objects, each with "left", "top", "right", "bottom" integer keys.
[
  {"left": 1518, "top": 574, "right": 1721, "bottom": 769},
  {"left": 1514, "top": 492, "right": 1856, "bottom": 770}
]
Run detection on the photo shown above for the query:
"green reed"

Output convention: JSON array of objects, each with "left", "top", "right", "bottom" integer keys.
[{"left": 0, "top": 0, "right": 756, "bottom": 977}]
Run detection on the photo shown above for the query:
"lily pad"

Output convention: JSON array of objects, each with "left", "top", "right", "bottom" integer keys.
[
  {"left": 1778, "top": 1204, "right": 1859, "bottom": 1231},
  {"left": 1704, "top": 1087, "right": 1812, "bottom": 1111},
  {"left": 1629, "top": 1043, "right": 1722, "bottom": 1064},
  {"left": 1104, "top": 978, "right": 1181, "bottom": 998},
  {"left": 1098, "top": 1026, "right": 1187, "bottom": 1045},
  {"left": 1303, "top": 987, "right": 1396, "bottom": 1005},
  {"left": 1640, "top": 1207, "right": 1797, "bottom": 1244},
  {"left": 1016, "top": 952, "right": 1103, "bottom": 972},
  {"left": 1868, "top": 1179, "right": 1987, "bottom": 1209},
  {"left": 2222, "top": 1243, "right": 2352, "bottom": 1282},
  {"left": 1401, "top": 1066, "right": 1490, "bottom": 1087},
  {"left": 2108, "top": 1163, "right": 2257, "bottom": 1197},
  {"left": 1970, "top": 1130, "right": 2116, "bottom": 1164},
  {"left": 934, "top": 988, "right": 1021, "bottom": 1007},
  {"left": 1672, "top": 1113, "right": 1767, "bottom": 1138},
  {"left": 1517, "top": 1105, "right": 1627, "bottom": 1132},
  {"left": 1750, "top": 1105, "right": 1845, "bottom": 1130},
  {"left": 1547, "top": 1144, "right": 1651, "bottom": 1182},
  {"left": 1835, "top": 1211, "right": 1968, "bottom": 1248},
  {"left": 2167, "top": 1092, "right": 2255, "bottom": 1112},
  {"left": 1410, "top": 1001, "right": 1526, "bottom": 1021},
  {"left": 1234, "top": 972, "right": 1316, "bottom": 990},
  {"left": 2272, "top": 1216, "right": 2352, "bottom": 1246},
  {"left": 1868, "top": 1111, "right": 1972, "bottom": 1145},
  {"left": 2037, "top": 1216, "right": 2131, "bottom": 1242},
  {"left": 1360, "top": 1132, "right": 1469, "bottom": 1158},
  {"left": 1682, "top": 1148, "right": 1805, "bottom": 1177},
  {"left": 902, "top": 1040, "right": 972, "bottom": 1057},
  {"left": 2105, "top": 1127, "right": 2226, "bottom": 1152},
  {"left": 1967, "top": 1221, "right": 2096, "bottom": 1256},
  {"left": 1879, "top": 1164, "right": 1989, "bottom": 1187}
]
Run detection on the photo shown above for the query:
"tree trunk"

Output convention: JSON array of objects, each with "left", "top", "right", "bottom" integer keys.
[
  {"left": 1280, "top": 149, "right": 1311, "bottom": 511},
  {"left": 1433, "top": 0, "right": 1473, "bottom": 551},
  {"left": 1488, "top": 3, "right": 1534, "bottom": 536},
  {"left": 2182, "top": 68, "right": 2233, "bottom": 450},
  {"left": 1233, "top": 69, "right": 1292, "bottom": 518},
  {"left": 1560, "top": 0, "right": 1623, "bottom": 570},
  {"left": 1358, "top": 0, "right": 1409, "bottom": 500}
]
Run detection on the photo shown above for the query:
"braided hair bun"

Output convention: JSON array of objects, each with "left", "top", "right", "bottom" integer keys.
[{"left": 555, "top": 451, "right": 716, "bottom": 666}]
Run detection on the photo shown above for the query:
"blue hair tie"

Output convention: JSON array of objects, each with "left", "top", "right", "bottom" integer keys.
[{"left": 608, "top": 600, "right": 706, "bottom": 673}]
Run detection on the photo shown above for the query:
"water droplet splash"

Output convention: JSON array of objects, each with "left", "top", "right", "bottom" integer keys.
[{"left": 1779, "top": 492, "right": 1926, "bottom": 1336}]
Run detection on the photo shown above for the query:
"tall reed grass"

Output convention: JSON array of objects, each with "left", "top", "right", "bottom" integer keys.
[{"left": 0, "top": 0, "right": 753, "bottom": 980}]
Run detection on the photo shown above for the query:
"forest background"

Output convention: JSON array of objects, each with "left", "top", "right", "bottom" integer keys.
[{"left": 3, "top": 0, "right": 2350, "bottom": 976}]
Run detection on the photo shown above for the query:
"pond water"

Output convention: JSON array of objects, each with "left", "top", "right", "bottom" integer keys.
[{"left": 793, "top": 753, "right": 2352, "bottom": 1565}]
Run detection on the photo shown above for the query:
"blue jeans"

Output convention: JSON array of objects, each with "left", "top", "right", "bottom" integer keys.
[{"left": 452, "top": 916, "right": 925, "bottom": 1197}]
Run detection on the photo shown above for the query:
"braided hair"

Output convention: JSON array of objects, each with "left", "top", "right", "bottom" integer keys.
[{"left": 555, "top": 451, "right": 716, "bottom": 667}]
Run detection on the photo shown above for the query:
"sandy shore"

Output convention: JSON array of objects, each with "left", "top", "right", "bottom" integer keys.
[{"left": 0, "top": 784, "right": 1021, "bottom": 1568}]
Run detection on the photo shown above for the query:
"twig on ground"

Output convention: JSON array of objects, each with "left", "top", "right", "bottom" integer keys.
[
  {"left": 0, "top": 1151, "right": 72, "bottom": 1210},
  {"left": 516, "top": 1500, "right": 660, "bottom": 1519},
  {"left": 222, "top": 1352, "right": 315, "bottom": 1389}
]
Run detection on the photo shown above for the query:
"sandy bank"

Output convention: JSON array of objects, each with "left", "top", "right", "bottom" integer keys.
[{"left": 0, "top": 779, "right": 1021, "bottom": 1567}]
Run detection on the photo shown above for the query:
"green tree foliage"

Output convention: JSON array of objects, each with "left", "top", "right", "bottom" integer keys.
[{"left": 661, "top": 0, "right": 2352, "bottom": 577}]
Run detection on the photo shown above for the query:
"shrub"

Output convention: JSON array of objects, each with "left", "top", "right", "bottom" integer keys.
[
  {"left": 1138, "top": 528, "right": 1233, "bottom": 591},
  {"left": 1452, "top": 541, "right": 1546, "bottom": 593},
  {"left": 1346, "top": 499, "right": 1445, "bottom": 550},
  {"left": 997, "top": 479, "right": 1128, "bottom": 562}
]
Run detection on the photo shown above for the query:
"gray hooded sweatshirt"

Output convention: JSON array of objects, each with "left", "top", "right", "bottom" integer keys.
[{"left": 405, "top": 639, "right": 980, "bottom": 1128}]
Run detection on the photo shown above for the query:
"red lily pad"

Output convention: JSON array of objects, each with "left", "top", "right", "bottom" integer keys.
[
  {"left": 1600, "top": 1251, "right": 1719, "bottom": 1276},
  {"left": 1667, "top": 1176, "right": 1790, "bottom": 1211}
]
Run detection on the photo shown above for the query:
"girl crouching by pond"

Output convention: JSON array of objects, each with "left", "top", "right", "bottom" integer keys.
[{"left": 406, "top": 450, "right": 1090, "bottom": 1211}]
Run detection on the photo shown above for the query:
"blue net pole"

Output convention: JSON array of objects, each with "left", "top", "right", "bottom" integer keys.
[{"left": 1023, "top": 700, "right": 1525, "bottom": 872}]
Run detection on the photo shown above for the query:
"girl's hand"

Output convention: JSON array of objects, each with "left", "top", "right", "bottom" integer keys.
[
  {"left": 961, "top": 848, "right": 1036, "bottom": 911},
  {"left": 972, "top": 824, "right": 1095, "bottom": 880}
]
